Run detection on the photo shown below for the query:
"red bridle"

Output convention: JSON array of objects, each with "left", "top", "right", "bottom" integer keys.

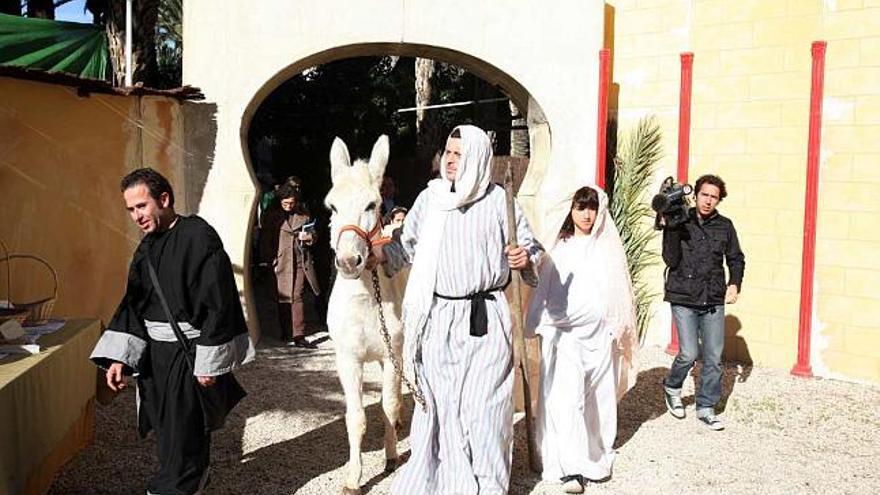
[{"left": 335, "top": 211, "right": 392, "bottom": 252}]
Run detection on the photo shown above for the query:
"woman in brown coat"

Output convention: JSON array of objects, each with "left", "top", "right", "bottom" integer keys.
[{"left": 261, "top": 183, "right": 321, "bottom": 348}]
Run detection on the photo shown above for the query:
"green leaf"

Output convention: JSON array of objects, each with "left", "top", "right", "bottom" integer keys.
[
  {"left": 609, "top": 116, "right": 663, "bottom": 343},
  {"left": 0, "top": 13, "right": 108, "bottom": 80}
]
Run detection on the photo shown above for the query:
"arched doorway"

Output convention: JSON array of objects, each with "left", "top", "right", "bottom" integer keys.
[
  {"left": 240, "top": 44, "right": 551, "bottom": 342},
  {"left": 184, "top": 1, "right": 605, "bottom": 342}
]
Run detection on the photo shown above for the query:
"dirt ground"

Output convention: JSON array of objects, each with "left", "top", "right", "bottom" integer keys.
[{"left": 50, "top": 336, "right": 880, "bottom": 494}]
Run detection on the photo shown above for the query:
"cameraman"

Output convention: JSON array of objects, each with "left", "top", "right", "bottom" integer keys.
[{"left": 661, "top": 174, "right": 744, "bottom": 431}]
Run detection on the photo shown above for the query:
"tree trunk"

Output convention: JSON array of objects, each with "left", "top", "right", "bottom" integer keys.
[
  {"left": 510, "top": 101, "right": 529, "bottom": 158},
  {"left": 26, "top": 0, "right": 54, "bottom": 19},
  {"left": 415, "top": 58, "right": 442, "bottom": 179},
  {"left": 134, "top": 0, "right": 159, "bottom": 84},
  {"left": 103, "top": 0, "right": 159, "bottom": 87}
]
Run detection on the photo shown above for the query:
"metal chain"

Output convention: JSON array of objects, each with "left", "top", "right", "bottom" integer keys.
[{"left": 370, "top": 268, "right": 427, "bottom": 411}]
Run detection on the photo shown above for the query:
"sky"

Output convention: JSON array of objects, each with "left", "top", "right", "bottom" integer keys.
[{"left": 54, "top": 0, "right": 93, "bottom": 24}]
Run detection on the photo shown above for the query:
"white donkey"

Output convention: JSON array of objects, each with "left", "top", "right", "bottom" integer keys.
[{"left": 325, "top": 135, "right": 408, "bottom": 494}]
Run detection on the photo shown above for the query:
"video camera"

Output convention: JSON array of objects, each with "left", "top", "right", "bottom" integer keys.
[{"left": 652, "top": 176, "right": 693, "bottom": 230}]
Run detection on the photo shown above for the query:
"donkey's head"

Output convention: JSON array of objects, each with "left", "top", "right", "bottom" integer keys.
[{"left": 325, "top": 135, "right": 389, "bottom": 279}]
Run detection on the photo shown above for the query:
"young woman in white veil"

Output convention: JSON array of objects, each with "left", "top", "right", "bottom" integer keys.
[{"left": 526, "top": 185, "right": 638, "bottom": 494}]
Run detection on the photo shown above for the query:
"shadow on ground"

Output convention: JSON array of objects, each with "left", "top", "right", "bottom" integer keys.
[
  {"left": 49, "top": 343, "right": 409, "bottom": 495},
  {"left": 615, "top": 357, "right": 753, "bottom": 449},
  {"left": 50, "top": 343, "right": 761, "bottom": 494}
]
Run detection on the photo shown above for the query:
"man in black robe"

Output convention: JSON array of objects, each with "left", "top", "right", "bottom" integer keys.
[{"left": 90, "top": 168, "right": 253, "bottom": 495}]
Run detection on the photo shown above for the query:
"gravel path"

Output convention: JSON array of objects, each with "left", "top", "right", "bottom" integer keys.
[{"left": 50, "top": 335, "right": 880, "bottom": 494}]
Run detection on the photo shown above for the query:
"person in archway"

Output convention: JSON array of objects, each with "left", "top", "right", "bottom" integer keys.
[
  {"left": 260, "top": 183, "right": 321, "bottom": 348},
  {"left": 526, "top": 185, "right": 638, "bottom": 494},
  {"left": 380, "top": 175, "right": 398, "bottom": 216},
  {"left": 375, "top": 125, "right": 543, "bottom": 495},
  {"left": 382, "top": 205, "right": 408, "bottom": 237}
]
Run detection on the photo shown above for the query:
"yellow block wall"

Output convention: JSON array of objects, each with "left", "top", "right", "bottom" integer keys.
[
  {"left": 607, "top": 0, "right": 880, "bottom": 382},
  {"left": 0, "top": 77, "right": 186, "bottom": 324}
]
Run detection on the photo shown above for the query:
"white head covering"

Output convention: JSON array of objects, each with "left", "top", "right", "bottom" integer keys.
[
  {"left": 527, "top": 185, "right": 639, "bottom": 399},
  {"left": 427, "top": 124, "right": 493, "bottom": 210},
  {"left": 403, "top": 125, "right": 494, "bottom": 338}
]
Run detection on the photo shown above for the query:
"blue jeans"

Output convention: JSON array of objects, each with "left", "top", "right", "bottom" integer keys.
[{"left": 664, "top": 304, "right": 725, "bottom": 411}]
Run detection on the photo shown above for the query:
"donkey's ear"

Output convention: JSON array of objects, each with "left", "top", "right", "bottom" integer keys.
[
  {"left": 330, "top": 137, "right": 351, "bottom": 182},
  {"left": 367, "top": 135, "right": 390, "bottom": 183}
]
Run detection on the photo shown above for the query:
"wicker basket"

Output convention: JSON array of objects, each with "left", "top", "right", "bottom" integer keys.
[{"left": 0, "top": 239, "right": 58, "bottom": 325}]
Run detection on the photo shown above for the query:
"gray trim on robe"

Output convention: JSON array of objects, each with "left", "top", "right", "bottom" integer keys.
[
  {"left": 89, "top": 330, "right": 147, "bottom": 374},
  {"left": 194, "top": 332, "right": 255, "bottom": 377},
  {"left": 145, "top": 319, "right": 201, "bottom": 341}
]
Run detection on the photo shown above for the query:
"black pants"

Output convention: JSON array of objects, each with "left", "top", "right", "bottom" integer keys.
[{"left": 139, "top": 340, "right": 210, "bottom": 495}]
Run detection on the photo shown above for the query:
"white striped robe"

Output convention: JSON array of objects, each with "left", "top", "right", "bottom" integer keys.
[{"left": 384, "top": 183, "right": 542, "bottom": 495}]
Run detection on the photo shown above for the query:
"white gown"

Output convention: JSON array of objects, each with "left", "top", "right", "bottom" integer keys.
[{"left": 528, "top": 235, "right": 618, "bottom": 482}]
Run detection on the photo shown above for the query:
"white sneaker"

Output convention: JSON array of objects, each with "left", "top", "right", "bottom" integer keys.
[
  {"left": 697, "top": 412, "right": 724, "bottom": 431},
  {"left": 664, "top": 387, "right": 686, "bottom": 419},
  {"left": 562, "top": 477, "right": 584, "bottom": 494}
]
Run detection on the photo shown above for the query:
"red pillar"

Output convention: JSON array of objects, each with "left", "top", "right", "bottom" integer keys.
[
  {"left": 792, "top": 41, "right": 826, "bottom": 378},
  {"left": 667, "top": 52, "right": 694, "bottom": 355},
  {"left": 677, "top": 53, "right": 694, "bottom": 187},
  {"left": 596, "top": 48, "right": 611, "bottom": 189}
]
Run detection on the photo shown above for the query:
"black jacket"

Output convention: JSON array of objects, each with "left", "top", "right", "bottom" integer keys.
[{"left": 662, "top": 208, "right": 745, "bottom": 307}]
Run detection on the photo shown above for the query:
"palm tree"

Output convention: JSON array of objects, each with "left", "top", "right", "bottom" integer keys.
[
  {"left": 26, "top": 0, "right": 54, "bottom": 19},
  {"left": 1, "top": 0, "right": 21, "bottom": 15},
  {"left": 86, "top": 0, "right": 158, "bottom": 86},
  {"left": 609, "top": 116, "right": 662, "bottom": 343}
]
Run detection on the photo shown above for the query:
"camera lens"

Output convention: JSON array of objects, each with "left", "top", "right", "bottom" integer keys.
[{"left": 651, "top": 194, "right": 670, "bottom": 212}]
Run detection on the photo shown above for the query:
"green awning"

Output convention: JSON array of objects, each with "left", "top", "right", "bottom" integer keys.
[{"left": 0, "top": 13, "right": 108, "bottom": 81}]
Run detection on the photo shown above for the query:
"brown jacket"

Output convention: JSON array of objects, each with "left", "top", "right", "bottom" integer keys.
[{"left": 260, "top": 207, "right": 320, "bottom": 299}]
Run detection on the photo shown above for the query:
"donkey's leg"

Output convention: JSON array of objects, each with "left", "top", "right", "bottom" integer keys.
[
  {"left": 337, "top": 354, "right": 366, "bottom": 495},
  {"left": 379, "top": 356, "right": 403, "bottom": 473}
]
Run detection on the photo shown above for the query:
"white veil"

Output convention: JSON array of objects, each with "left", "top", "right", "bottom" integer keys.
[{"left": 531, "top": 185, "right": 639, "bottom": 399}]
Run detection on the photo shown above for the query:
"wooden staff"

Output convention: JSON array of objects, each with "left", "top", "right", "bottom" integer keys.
[{"left": 504, "top": 164, "right": 540, "bottom": 473}]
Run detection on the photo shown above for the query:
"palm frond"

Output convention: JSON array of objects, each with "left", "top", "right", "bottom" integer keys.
[
  {"left": 609, "top": 116, "right": 663, "bottom": 343},
  {"left": 156, "top": 0, "right": 182, "bottom": 87}
]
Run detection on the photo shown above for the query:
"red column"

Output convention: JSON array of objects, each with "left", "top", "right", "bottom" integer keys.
[
  {"left": 792, "top": 41, "right": 827, "bottom": 378},
  {"left": 596, "top": 48, "right": 611, "bottom": 189},
  {"left": 677, "top": 53, "right": 694, "bottom": 187},
  {"left": 667, "top": 52, "right": 694, "bottom": 355}
]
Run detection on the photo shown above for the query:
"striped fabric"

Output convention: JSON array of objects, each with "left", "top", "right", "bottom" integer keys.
[{"left": 385, "top": 183, "right": 542, "bottom": 494}]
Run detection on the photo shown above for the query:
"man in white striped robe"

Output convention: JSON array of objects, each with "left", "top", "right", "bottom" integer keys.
[{"left": 376, "top": 125, "right": 543, "bottom": 494}]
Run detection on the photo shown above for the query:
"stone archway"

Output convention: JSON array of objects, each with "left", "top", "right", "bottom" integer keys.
[
  {"left": 183, "top": 0, "right": 606, "bottom": 340},
  {"left": 240, "top": 45, "right": 550, "bottom": 341}
]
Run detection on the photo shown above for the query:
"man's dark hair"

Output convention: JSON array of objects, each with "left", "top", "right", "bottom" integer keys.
[
  {"left": 558, "top": 186, "right": 600, "bottom": 239},
  {"left": 120, "top": 167, "right": 175, "bottom": 208},
  {"left": 277, "top": 183, "right": 300, "bottom": 201},
  {"left": 695, "top": 174, "right": 727, "bottom": 201}
]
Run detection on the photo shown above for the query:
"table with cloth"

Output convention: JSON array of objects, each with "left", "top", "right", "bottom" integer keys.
[{"left": 0, "top": 319, "right": 101, "bottom": 495}]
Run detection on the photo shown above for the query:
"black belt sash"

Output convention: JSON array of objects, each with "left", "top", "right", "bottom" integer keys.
[{"left": 434, "top": 279, "right": 510, "bottom": 337}]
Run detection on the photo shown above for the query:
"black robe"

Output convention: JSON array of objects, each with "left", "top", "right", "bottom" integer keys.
[
  {"left": 91, "top": 215, "right": 252, "bottom": 494},
  {"left": 107, "top": 215, "right": 249, "bottom": 363}
]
